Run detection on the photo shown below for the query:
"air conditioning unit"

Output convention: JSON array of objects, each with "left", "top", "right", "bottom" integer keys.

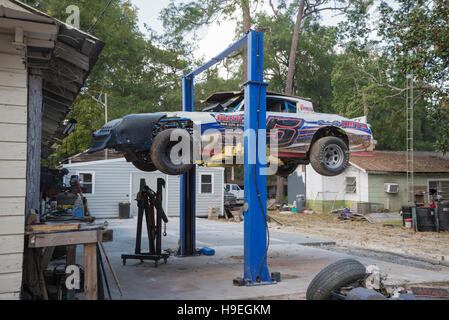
[{"left": 384, "top": 183, "right": 399, "bottom": 194}]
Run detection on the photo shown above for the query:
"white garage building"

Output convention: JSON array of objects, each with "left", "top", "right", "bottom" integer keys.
[{"left": 63, "top": 155, "right": 225, "bottom": 218}]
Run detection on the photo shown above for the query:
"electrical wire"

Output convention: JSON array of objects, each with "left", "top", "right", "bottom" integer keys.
[
  {"left": 253, "top": 31, "right": 270, "bottom": 282},
  {"left": 87, "top": 0, "right": 113, "bottom": 33}
]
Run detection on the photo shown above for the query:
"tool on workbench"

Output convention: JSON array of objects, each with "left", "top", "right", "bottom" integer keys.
[
  {"left": 70, "top": 175, "right": 94, "bottom": 222},
  {"left": 121, "top": 178, "right": 170, "bottom": 267}
]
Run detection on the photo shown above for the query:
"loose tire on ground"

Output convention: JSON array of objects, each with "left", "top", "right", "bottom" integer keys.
[
  {"left": 309, "top": 136, "right": 349, "bottom": 176},
  {"left": 150, "top": 128, "right": 194, "bottom": 175},
  {"left": 306, "top": 259, "right": 366, "bottom": 300}
]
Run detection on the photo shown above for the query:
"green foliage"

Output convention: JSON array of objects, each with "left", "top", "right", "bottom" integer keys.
[
  {"left": 331, "top": 46, "right": 437, "bottom": 151},
  {"left": 26, "top": 0, "right": 188, "bottom": 165},
  {"left": 377, "top": 0, "right": 449, "bottom": 153},
  {"left": 257, "top": 13, "right": 338, "bottom": 113},
  {"left": 29, "top": 0, "right": 448, "bottom": 165}
]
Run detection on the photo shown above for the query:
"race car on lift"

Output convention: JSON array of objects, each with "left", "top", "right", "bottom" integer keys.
[{"left": 88, "top": 91, "right": 375, "bottom": 177}]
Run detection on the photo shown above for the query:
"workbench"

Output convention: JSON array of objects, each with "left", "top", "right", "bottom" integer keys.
[{"left": 26, "top": 225, "right": 113, "bottom": 300}]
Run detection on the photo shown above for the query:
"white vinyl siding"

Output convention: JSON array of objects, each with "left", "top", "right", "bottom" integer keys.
[{"left": 64, "top": 159, "right": 224, "bottom": 218}]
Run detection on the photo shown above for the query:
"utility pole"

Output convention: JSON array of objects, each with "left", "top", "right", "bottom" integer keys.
[
  {"left": 104, "top": 93, "right": 108, "bottom": 160},
  {"left": 89, "top": 92, "right": 108, "bottom": 160},
  {"left": 406, "top": 72, "right": 414, "bottom": 205}
]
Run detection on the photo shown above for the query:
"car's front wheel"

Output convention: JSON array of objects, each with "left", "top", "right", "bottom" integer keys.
[
  {"left": 310, "top": 136, "right": 349, "bottom": 176},
  {"left": 150, "top": 128, "right": 194, "bottom": 175}
]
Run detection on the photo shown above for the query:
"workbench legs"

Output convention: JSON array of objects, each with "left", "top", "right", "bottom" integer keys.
[{"left": 83, "top": 243, "right": 97, "bottom": 300}]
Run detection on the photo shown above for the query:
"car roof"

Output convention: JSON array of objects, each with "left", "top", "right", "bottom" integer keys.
[{"left": 202, "top": 90, "right": 311, "bottom": 104}]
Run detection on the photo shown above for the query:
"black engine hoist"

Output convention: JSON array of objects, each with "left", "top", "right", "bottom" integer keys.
[{"left": 121, "top": 178, "right": 170, "bottom": 267}]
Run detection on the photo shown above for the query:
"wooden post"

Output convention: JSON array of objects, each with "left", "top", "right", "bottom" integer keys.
[
  {"left": 83, "top": 243, "right": 97, "bottom": 300},
  {"left": 25, "top": 74, "right": 43, "bottom": 219}
]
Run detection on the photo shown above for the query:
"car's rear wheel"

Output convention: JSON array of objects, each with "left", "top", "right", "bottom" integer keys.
[
  {"left": 132, "top": 160, "right": 157, "bottom": 172},
  {"left": 129, "top": 152, "right": 157, "bottom": 172},
  {"left": 275, "top": 161, "right": 299, "bottom": 177},
  {"left": 310, "top": 136, "right": 349, "bottom": 176},
  {"left": 150, "top": 128, "right": 194, "bottom": 175}
]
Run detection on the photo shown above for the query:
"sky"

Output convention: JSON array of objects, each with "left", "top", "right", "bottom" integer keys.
[
  {"left": 129, "top": 0, "right": 356, "bottom": 73},
  {"left": 130, "top": 0, "right": 249, "bottom": 62}
]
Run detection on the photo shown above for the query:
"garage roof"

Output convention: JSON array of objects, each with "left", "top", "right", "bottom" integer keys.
[
  {"left": 202, "top": 90, "right": 312, "bottom": 104},
  {"left": 351, "top": 151, "right": 449, "bottom": 174},
  {"left": 0, "top": 0, "right": 104, "bottom": 158}
]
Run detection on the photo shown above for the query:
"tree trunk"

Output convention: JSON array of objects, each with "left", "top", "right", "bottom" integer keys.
[
  {"left": 275, "top": 0, "right": 305, "bottom": 205},
  {"left": 285, "top": 0, "right": 305, "bottom": 95},
  {"left": 241, "top": 0, "right": 251, "bottom": 82}
]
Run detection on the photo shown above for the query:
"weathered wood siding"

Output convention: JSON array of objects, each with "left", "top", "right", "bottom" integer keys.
[{"left": 0, "top": 36, "right": 27, "bottom": 299}]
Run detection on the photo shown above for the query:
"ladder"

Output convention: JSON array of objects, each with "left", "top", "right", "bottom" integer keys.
[{"left": 406, "top": 73, "right": 414, "bottom": 204}]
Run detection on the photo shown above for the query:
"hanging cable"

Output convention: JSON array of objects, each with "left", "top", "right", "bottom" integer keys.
[
  {"left": 87, "top": 0, "right": 113, "bottom": 33},
  {"left": 254, "top": 31, "right": 270, "bottom": 283}
]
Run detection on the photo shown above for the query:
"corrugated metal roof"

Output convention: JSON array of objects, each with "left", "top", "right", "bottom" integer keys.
[
  {"left": 351, "top": 151, "right": 449, "bottom": 173},
  {"left": 202, "top": 90, "right": 311, "bottom": 104},
  {"left": 66, "top": 150, "right": 124, "bottom": 163}
]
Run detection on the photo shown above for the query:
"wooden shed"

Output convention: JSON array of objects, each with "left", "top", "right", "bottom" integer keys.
[{"left": 0, "top": 0, "right": 103, "bottom": 299}]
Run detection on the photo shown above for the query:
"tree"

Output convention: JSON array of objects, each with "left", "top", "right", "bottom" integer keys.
[
  {"left": 269, "top": 0, "right": 369, "bottom": 204},
  {"left": 378, "top": 0, "right": 449, "bottom": 153},
  {"left": 331, "top": 46, "right": 437, "bottom": 151},
  {"left": 27, "top": 0, "right": 188, "bottom": 165},
  {"left": 160, "top": 0, "right": 259, "bottom": 82},
  {"left": 335, "top": 0, "right": 449, "bottom": 153}
]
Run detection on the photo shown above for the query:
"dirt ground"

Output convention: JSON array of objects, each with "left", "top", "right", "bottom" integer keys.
[{"left": 265, "top": 211, "right": 449, "bottom": 265}]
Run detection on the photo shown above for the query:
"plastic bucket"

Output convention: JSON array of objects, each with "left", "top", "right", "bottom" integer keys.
[
  {"left": 404, "top": 218, "right": 413, "bottom": 229},
  {"left": 401, "top": 206, "right": 413, "bottom": 226},
  {"left": 119, "top": 202, "right": 130, "bottom": 219}
]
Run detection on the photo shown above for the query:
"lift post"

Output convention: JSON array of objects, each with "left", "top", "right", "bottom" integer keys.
[
  {"left": 242, "top": 31, "right": 271, "bottom": 284},
  {"left": 177, "top": 76, "right": 197, "bottom": 257},
  {"left": 179, "top": 30, "right": 272, "bottom": 284}
]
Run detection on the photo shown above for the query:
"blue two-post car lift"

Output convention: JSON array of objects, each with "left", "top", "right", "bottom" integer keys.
[{"left": 178, "top": 30, "right": 275, "bottom": 285}]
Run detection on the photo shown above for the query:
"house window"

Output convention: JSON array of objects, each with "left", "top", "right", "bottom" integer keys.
[
  {"left": 200, "top": 174, "right": 213, "bottom": 194},
  {"left": 428, "top": 179, "right": 449, "bottom": 201},
  {"left": 346, "top": 177, "right": 357, "bottom": 193},
  {"left": 78, "top": 172, "right": 94, "bottom": 194}
]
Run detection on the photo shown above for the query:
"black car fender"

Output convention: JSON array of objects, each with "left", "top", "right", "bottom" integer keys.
[{"left": 88, "top": 113, "right": 166, "bottom": 153}]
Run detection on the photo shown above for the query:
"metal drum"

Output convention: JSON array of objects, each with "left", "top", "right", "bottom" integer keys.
[
  {"left": 296, "top": 195, "right": 306, "bottom": 213},
  {"left": 401, "top": 206, "right": 413, "bottom": 227},
  {"left": 438, "top": 201, "right": 449, "bottom": 231},
  {"left": 416, "top": 207, "right": 436, "bottom": 232}
]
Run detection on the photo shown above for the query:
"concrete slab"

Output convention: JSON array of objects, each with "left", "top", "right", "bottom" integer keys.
[{"left": 81, "top": 217, "right": 449, "bottom": 300}]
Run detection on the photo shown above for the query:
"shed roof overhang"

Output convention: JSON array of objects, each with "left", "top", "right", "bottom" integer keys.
[{"left": 0, "top": 0, "right": 104, "bottom": 158}]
